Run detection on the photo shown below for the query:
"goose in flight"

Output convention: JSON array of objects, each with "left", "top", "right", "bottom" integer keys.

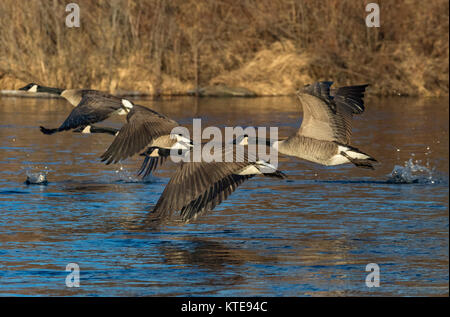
[
  {"left": 146, "top": 144, "right": 286, "bottom": 224},
  {"left": 251, "top": 81, "right": 377, "bottom": 169},
  {"left": 100, "top": 101, "right": 193, "bottom": 177},
  {"left": 19, "top": 83, "right": 130, "bottom": 135}
]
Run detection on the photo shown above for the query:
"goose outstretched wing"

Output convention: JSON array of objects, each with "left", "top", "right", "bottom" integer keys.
[{"left": 296, "top": 81, "right": 368, "bottom": 144}]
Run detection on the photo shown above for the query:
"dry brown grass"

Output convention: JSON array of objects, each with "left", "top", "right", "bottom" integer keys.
[
  {"left": 210, "top": 41, "right": 313, "bottom": 96},
  {"left": 0, "top": 0, "right": 448, "bottom": 96}
]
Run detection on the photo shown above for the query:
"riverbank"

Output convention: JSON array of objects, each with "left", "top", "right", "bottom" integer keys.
[{"left": 0, "top": 1, "right": 448, "bottom": 97}]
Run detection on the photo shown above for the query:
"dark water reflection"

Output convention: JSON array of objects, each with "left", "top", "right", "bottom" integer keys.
[{"left": 0, "top": 96, "right": 448, "bottom": 296}]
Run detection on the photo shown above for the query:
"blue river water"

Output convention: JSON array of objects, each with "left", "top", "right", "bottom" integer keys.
[{"left": 0, "top": 96, "right": 448, "bottom": 296}]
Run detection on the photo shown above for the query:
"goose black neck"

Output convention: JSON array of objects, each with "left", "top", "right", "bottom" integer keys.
[
  {"left": 256, "top": 137, "right": 274, "bottom": 147},
  {"left": 89, "top": 126, "right": 119, "bottom": 136},
  {"left": 37, "top": 86, "right": 64, "bottom": 95},
  {"left": 245, "top": 136, "right": 274, "bottom": 147}
]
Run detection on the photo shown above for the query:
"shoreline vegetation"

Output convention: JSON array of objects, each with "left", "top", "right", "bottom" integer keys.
[{"left": 0, "top": 0, "right": 448, "bottom": 98}]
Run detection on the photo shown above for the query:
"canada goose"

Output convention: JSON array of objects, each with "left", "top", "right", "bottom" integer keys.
[
  {"left": 137, "top": 128, "right": 253, "bottom": 178},
  {"left": 137, "top": 129, "right": 253, "bottom": 178},
  {"left": 100, "top": 101, "right": 193, "bottom": 176},
  {"left": 250, "top": 81, "right": 377, "bottom": 169},
  {"left": 147, "top": 144, "right": 286, "bottom": 223},
  {"left": 19, "top": 83, "right": 131, "bottom": 135}
]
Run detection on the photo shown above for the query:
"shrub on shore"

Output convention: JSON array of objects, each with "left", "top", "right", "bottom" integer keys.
[{"left": 0, "top": 0, "right": 448, "bottom": 96}]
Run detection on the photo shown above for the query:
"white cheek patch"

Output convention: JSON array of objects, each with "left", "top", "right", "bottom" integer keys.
[
  {"left": 81, "top": 126, "right": 91, "bottom": 133},
  {"left": 121, "top": 99, "right": 134, "bottom": 110},
  {"left": 29, "top": 85, "right": 38, "bottom": 92},
  {"left": 149, "top": 149, "right": 160, "bottom": 157},
  {"left": 173, "top": 134, "right": 192, "bottom": 144},
  {"left": 238, "top": 136, "right": 248, "bottom": 146}
]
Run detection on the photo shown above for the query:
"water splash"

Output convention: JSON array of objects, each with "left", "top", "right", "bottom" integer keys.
[
  {"left": 25, "top": 168, "right": 49, "bottom": 185},
  {"left": 113, "top": 165, "right": 142, "bottom": 183},
  {"left": 387, "top": 158, "right": 443, "bottom": 184}
]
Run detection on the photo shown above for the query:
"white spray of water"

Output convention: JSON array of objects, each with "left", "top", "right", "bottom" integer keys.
[
  {"left": 25, "top": 166, "right": 49, "bottom": 185},
  {"left": 114, "top": 165, "right": 142, "bottom": 183},
  {"left": 387, "top": 147, "right": 443, "bottom": 184}
]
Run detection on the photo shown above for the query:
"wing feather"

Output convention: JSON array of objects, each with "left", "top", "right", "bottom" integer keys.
[
  {"left": 149, "top": 154, "right": 251, "bottom": 222},
  {"left": 41, "top": 95, "right": 123, "bottom": 134},
  {"left": 296, "top": 82, "right": 368, "bottom": 144},
  {"left": 100, "top": 105, "right": 178, "bottom": 164}
]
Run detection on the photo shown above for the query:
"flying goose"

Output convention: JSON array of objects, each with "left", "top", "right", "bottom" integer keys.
[
  {"left": 100, "top": 101, "right": 193, "bottom": 177},
  {"left": 137, "top": 129, "right": 252, "bottom": 178},
  {"left": 147, "top": 144, "right": 286, "bottom": 223},
  {"left": 19, "top": 83, "right": 130, "bottom": 135},
  {"left": 250, "top": 81, "right": 377, "bottom": 169}
]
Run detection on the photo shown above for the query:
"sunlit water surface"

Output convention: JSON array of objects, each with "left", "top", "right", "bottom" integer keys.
[{"left": 0, "top": 96, "right": 448, "bottom": 296}]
